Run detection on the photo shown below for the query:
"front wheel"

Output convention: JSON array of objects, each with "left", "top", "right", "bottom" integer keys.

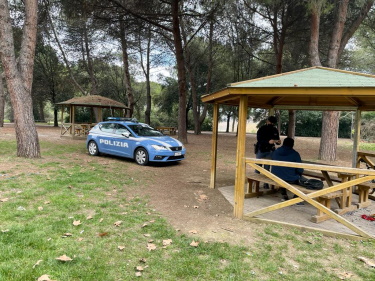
[
  {"left": 135, "top": 148, "right": 148, "bottom": 165},
  {"left": 88, "top": 141, "right": 99, "bottom": 156}
]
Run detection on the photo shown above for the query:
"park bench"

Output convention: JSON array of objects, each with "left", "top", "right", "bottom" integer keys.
[{"left": 246, "top": 172, "right": 342, "bottom": 223}]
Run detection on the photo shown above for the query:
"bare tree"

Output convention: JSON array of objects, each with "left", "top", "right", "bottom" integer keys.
[{"left": 0, "top": 0, "right": 40, "bottom": 158}]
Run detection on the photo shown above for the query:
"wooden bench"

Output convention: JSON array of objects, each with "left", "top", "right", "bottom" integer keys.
[
  {"left": 246, "top": 173, "right": 342, "bottom": 223},
  {"left": 355, "top": 182, "right": 375, "bottom": 208}
]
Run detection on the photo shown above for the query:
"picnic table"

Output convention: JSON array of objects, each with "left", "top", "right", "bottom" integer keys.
[
  {"left": 245, "top": 158, "right": 375, "bottom": 239},
  {"left": 156, "top": 126, "right": 177, "bottom": 135}
]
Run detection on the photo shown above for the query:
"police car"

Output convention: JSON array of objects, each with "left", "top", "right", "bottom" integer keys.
[{"left": 86, "top": 118, "right": 186, "bottom": 165}]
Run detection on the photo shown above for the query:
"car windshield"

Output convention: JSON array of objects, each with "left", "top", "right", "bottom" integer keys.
[{"left": 128, "top": 124, "right": 163, "bottom": 137}]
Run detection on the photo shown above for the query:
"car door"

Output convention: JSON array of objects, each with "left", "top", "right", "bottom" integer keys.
[
  {"left": 112, "top": 124, "right": 134, "bottom": 157},
  {"left": 96, "top": 123, "right": 117, "bottom": 154}
]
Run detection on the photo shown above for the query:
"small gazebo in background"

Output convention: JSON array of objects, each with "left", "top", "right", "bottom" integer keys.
[{"left": 57, "top": 95, "right": 130, "bottom": 139}]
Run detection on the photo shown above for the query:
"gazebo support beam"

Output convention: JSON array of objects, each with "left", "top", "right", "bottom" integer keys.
[
  {"left": 233, "top": 95, "right": 248, "bottom": 218},
  {"left": 352, "top": 110, "right": 361, "bottom": 167},
  {"left": 210, "top": 103, "right": 219, "bottom": 189}
]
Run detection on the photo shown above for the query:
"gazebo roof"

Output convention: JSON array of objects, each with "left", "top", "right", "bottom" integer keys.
[
  {"left": 202, "top": 66, "right": 375, "bottom": 111},
  {"left": 57, "top": 95, "right": 128, "bottom": 109}
]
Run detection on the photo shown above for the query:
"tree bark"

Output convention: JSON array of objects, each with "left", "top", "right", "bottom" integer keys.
[
  {"left": 287, "top": 110, "right": 296, "bottom": 138},
  {"left": 120, "top": 20, "right": 135, "bottom": 117},
  {"left": 0, "top": 74, "right": 5, "bottom": 127},
  {"left": 142, "top": 28, "right": 152, "bottom": 125},
  {"left": 318, "top": 0, "right": 349, "bottom": 161},
  {"left": 0, "top": 0, "right": 40, "bottom": 158},
  {"left": 172, "top": 0, "right": 187, "bottom": 143},
  {"left": 309, "top": 1, "right": 322, "bottom": 66}
]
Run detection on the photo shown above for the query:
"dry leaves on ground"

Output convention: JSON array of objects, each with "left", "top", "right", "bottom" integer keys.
[
  {"left": 55, "top": 255, "right": 73, "bottom": 262},
  {"left": 358, "top": 256, "right": 375, "bottom": 267}
]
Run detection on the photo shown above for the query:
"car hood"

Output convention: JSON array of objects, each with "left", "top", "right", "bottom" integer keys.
[{"left": 142, "top": 136, "right": 183, "bottom": 147}]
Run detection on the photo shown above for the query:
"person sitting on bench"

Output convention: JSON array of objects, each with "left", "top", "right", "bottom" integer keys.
[{"left": 271, "top": 137, "right": 305, "bottom": 202}]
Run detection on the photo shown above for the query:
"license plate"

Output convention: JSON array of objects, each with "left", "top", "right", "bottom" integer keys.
[{"left": 174, "top": 152, "right": 182, "bottom": 156}]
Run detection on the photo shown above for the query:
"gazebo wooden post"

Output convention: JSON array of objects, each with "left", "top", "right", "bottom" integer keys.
[
  {"left": 352, "top": 110, "right": 361, "bottom": 167},
  {"left": 210, "top": 103, "right": 219, "bottom": 189},
  {"left": 72, "top": 106, "right": 76, "bottom": 136},
  {"left": 233, "top": 95, "right": 248, "bottom": 218}
]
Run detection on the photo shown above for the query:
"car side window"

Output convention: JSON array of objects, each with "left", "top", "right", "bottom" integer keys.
[
  {"left": 114, "top": 124, "right": 131, "bottom": 136},
  {"left": 100, "top": 123, "right": 116, "bottom": 133}
]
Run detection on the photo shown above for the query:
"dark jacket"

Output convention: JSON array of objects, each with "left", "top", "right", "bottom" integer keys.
[
  {"left": 256, "top": 124, "right": 280, "bottom": 152},
  {"left": 271, "top": 145, "right": 303, "bottom": 182}
]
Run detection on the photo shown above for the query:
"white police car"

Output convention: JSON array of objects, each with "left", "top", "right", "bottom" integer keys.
[{"left": 86, "top": 118, "right": 186, "bottom": 165}]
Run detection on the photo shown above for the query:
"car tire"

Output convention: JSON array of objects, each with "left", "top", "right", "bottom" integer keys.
[
  {"left": 88, "top": 141, "right": 99, "bottom": 156},
  {"left": 135, "top": 148, "right": 148, "bottom": 165}
]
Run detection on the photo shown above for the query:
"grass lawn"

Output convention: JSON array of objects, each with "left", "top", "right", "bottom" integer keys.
[{"left": 0, "top": 138, "right": 375, "bottom": 280}]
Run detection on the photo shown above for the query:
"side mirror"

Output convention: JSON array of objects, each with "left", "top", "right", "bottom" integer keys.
[{"left": 122, "top": 132, "right": 130, "bottom": 138}]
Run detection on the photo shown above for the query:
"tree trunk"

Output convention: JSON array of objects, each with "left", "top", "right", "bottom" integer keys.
[
  {"left": 144, "top": 29, "right": 151, "bottom": 125},
  {"left": 287, "top": 110, "right": 296, "bottom": 138},
  {"left": 83, "top": 18, "right": 98, "bottom": 95},
  {"left": 309, "top": 1, "right": 322, "bottom": 66},
  {"left": 319, "top": 111, "right": 340, "bottom": 161},
  {"left": 319, "top": 0, "right": 349, "bottom": 161},
  {"left": 120, "top": 20, "right": 135, "bottom": 118},
  {"left": 0, "top": 0, "right": 40, "bottom": 158},
  {"left": 172, "top": 0, "right": 187, "bottom": 143},
  {"left": 226, "top": 113, "right": 231, "bottom": 133},
  {"left": 0, "top": 74, "right": 5, "bottom": 127}
]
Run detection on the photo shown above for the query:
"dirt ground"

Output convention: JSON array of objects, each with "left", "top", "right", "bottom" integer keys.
[{"left": 1, "top": 124, "right": 374, "bottom": 243}]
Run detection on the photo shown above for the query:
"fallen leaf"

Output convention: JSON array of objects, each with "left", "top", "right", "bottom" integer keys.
[
  {"left": 147, "top": 243, "right": 156, "bottom": 251},
  {"left": 73, "top": 220, "right": 81, "bottom": 226},
  {"left": 163, "top": 239, "right": 172, "bottom": 246},
  {"left": 358, "top": 256, "right": 375, "bottom": 267},
  {"left": 37, "top": 274, "right": 56, "bottom": 281},
  {"left": 114, "top": 221, "right": 122, "bottom": 227},
  {"left": 98, "top": 232, "right": 109, "bottom": 237},
  {"left": 118, "top": 245, "right": 125, "bottom": 251},
  {"left": 189, "top": 230, "right": 198, "bottom": 234},
  {"left": 86, "top": 215, "right": 93, "bottom": 220},
  {"left": 77, "top": 238, "right": 84, "bottom": 242},
  {"left": 143, "top": 234, "right": 151, "bottom": 237},
  {"left": 1, "top": 229, "right": 9, "bottom": 233},
  {"left": 149, "top": 220, "right": 155, "bottom": 223},
  {"left": 337, "top": 271, "right": 354, "bottom": 280},
  {"left": 199, "top": 194, "right": 208, "bottom": 200},
  {"left": 148, "top": 239, "right": 154, "bottom": 243},
  {"left": 62, "top": 233, "right": 73, "bottom": 238},
  {"left": 38, "top": 206, "right": 43, "bottom": 211},
  {"left": 142, "top": 223, "right": 149, "bottom": 228},
  {"left": 55, "top": 254, "right": 73, "bottom": 262},
  {"left": 136, "top": 266, "right": 144, "bottom": 271},
  {"left": 44, "top": 201, "right": 51, "bottom": 204},
  {"left": 139, "top": 258, "right": 147, "bottom": 263},
  {"left": 99, "top": 218, "right": 104, "bottom": 222},
  {"left": 135, "top": 272, "right": 142, "bottom": 277},
  {"left": 0, "top": 198, "right": 9, "bottom": 202},
  {"left": 190, "top": 240, "right": 199, "bottom": 247},
  {"left": 32, "top": 260, "right": 43, "bottom": 268}
]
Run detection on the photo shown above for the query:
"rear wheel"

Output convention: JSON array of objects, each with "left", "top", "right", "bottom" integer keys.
[
  {"left": 135, "top": 148, "right": 148, "bottom": 165},
  {"left": 88, "top": 141, "right": 99, "bottom": 156}
]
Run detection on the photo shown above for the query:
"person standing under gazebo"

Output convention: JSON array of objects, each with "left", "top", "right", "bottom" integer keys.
[{"left": 255, "top": 116, "right": 281, "bottom": 188}]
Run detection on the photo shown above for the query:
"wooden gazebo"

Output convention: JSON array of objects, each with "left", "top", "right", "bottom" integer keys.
[
  {"left": 57, "top": 95, "right": 130, "bottom": 139},
  {"left": 202, "top": 66, "right": 375, "bottom": 239}
]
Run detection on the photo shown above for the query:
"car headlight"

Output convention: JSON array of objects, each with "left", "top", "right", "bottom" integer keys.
[{"left": 151, "top": 144, "right": 170, "bottom": 151}]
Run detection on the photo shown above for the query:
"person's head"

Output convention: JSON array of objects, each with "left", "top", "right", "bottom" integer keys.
[
  {"left": 283, "top": 137, "right": 294, "bottom": 148},
  {"left": 267, "top": 116, "right": 277, "bottom": 125}
]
